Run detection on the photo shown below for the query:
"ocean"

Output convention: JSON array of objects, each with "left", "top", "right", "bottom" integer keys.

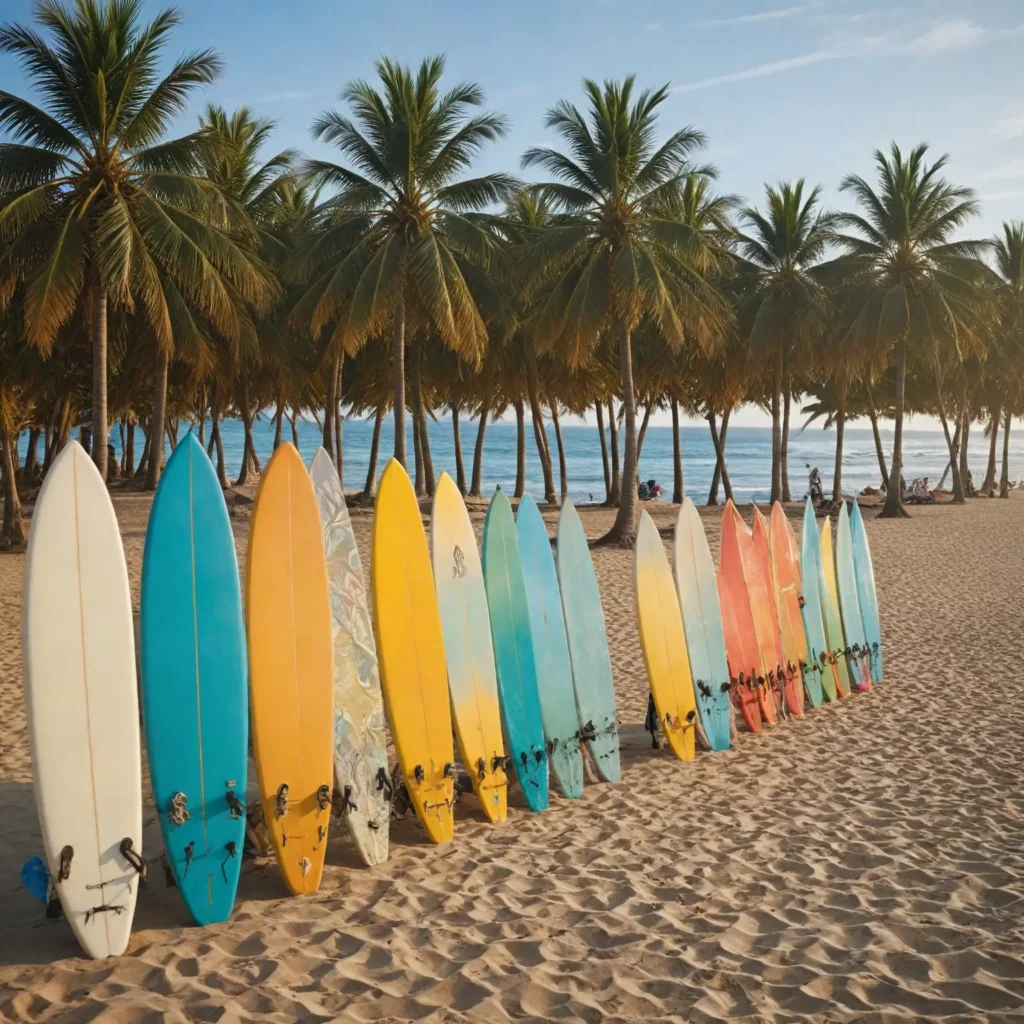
[{"left": 80, "top": 415, "right": 1022, "bottom": 504}]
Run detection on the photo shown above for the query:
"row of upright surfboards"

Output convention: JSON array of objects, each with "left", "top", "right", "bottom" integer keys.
[
  {"left": 22, "top": 436, "right": 882, "bottom": 961},
  {"left": 633, "top": 496, "right": 882, "bottom": 763}
]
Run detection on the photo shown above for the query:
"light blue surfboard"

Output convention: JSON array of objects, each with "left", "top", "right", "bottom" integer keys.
[
  {"left": 141, "top": 433, "right": 248, "bottom": 925},
  {"left": 555, "top": 500, "right": 621, "bottom": 783},
  {"left": 850, "top": 499, "right": 883, "bottom": 683},
  {"left": 800, "top": 498, "right": 836, "bottom": 702},
  {"left": 482, "top": 488, "right": 549, "bottom": 812},
  {"left": 835, "top": 502, "right": 871, "bottom": 690},
  {"left": 673, "top": 499, "right": 731, "bottom": 750},
  {"left": 515, "top": 495, "right": 584, "bottom": 798}
]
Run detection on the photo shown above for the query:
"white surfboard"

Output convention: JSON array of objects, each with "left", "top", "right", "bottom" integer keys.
[{"left": 23, "top": 441, "right": 143, "bottom": 958}]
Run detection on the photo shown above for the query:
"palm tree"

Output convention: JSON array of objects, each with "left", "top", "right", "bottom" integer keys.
[
  {"left": 522, "top": 76, "right": 729, "bottom": 544},
  {"left": 289, "top": 55, "right": 516, "bottom": 469},
  {"left": 0, "top": 0, "right": 273, "bottom": 480},
  {"left": 992, "top": 222, "right": 1024, "bottom": 497},
  {"left": 735, "top": 181, "right": 836, "bottom": 503},
  {"left": 832, "top": 143, "right": 991, "bottom": 517}
]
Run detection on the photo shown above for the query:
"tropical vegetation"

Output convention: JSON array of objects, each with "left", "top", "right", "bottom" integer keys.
[{"left": 1, "top": 0, "right": 1022, "bottom": 547}]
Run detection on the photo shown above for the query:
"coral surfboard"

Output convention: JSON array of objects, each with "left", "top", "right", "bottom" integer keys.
[
  {"left": 23, "top": 441, "right": 143, "bottom": 958},
  {"left": 310, "top": 448, "right": 390, "bottom": 864},
  {"left": 516, "top": 495, "right": 584, "bottom": 798},
  {"left": 749, "top": 508, "right": 792, "bottom": 718},
  {"left": 431, "top": 472, "right": 508, "bottom": 821},
  {"left": 372, "top": 459, "right": 455, "bottom": 843},
  {"left": 673, "top": 499, "right": 732, "bottom": 750},
  {"left": 247, "top": 443, "right": 335, "bottom": 893},
  {"left": 142, "top": 434, "right": 247, "bottom": 924}
]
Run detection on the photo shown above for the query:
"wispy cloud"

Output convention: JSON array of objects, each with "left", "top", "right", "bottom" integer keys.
[
  {"left": 254, "top": 89, "right": 315, "bottom": 104},
  {"left": 903, "top": 19, "right": 985, "bottom": 54},
  {"left": 702, "top": 3, "right": 818, "bottom": 28},
  {"left": 992, "top": 116, "right": 1024, "bottom": 140},
  {"left": 978, "top": 160, "right": 1024, "bottom": 181},
  {"left": 674, "top": 49, "right": 835, "bottom": 93}
]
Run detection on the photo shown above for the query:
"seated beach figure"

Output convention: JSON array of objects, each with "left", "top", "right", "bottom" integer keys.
[{"left": 908, "top": 477, "right": 935, "bottom": 504}]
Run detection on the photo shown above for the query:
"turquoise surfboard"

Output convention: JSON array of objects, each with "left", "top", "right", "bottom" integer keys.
[
  {"left": 835, "top": 503, "right": 871, "bottom": 690},
  {"left": 140, "top": 433, "right": 248, "bottom": 925},
  {"left": 800, "top": 498, "right": 837, "bottom": 702},
  {"left": 555, "top": 500, "right": 621, "bottom": 783},
  {"left": 673, "top": 499, "right": 731, "bottom": 750},
  {"left": 482, "top": 488, "right": 549, "bottom": 812},
  {"left": 515, "top": 495, "right": 584, "bottom": 798},
  {"left": 850, "top": 499, "right": 883, "bottom": 683}
]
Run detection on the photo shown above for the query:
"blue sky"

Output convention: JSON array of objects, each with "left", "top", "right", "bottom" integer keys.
[{"left": 4, "top": 0, "right": 1024, "bottom": 428}]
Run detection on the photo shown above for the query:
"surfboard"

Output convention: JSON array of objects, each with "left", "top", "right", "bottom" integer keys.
[
  {"left": 246, "top": 443, "right": 335, "bottom": 893},
  {"left": 372, "top": 459, "right": 455, "bottom": 843},
  {"left": 431, "top": 472, "right": 508, "bottom": 821},
  {"left": 556, "top": 500, "right": 621, "bottom": 782},
  {"left": 750, "top": 508, "right": 792, "bottom": 718},
  {"left": 23, "top": 441, "right": 142, "bottom": 957},
  {"left": 482, "top": 488, "right": 549, "bottom": 812},
  {"left": 850, "top": 499, "right": 883, "bottom": 683},
  {"left": 717, "top": 503, "right": 765, "bottom": 733},
  {"left": 310, "top": 448, "right": 390, "bottom": 864},
  {"left": 799, "top": 498, "right": 839, "bottom": 702},
  {"left": 769, "top": 503, "right": 819, "bottom": 709},
  {"left": 634, "top": 511, "right": 698, "bottom": 760},
  {"left": 723, "top": 502, "right": 779, "bottom": 724},
  {"left": 516, "top": 495, "right": 584, "bottom": 798},
  {"left": 673, "top": 499, "right": 732, "bottom": 750},
  {"left": 835, "top": 503, "right": 872, "bottom": 691},
  {"left": 141, "top": 434, "right": 247, "bottom": 925},
  {"left": 818, "top": 519, "right": 853, "bottom": 697}
]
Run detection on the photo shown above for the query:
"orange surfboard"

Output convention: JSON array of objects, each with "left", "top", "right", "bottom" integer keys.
[{"left": 718, "top": 503, "right": 771, "bottom": 730}]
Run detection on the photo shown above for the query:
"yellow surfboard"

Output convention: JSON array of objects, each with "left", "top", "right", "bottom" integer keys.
[
  {"left": 372, "top": 459, "right": 455, "bottom": 844},
  {"left": 246, "top": 443, "right": 334, "bottom": 894},
  {"left": 819, "top": 519, "right": 853, "bottom": 697},
  {"left": 634, "top": 511, "right": 698, "bottom": 761}
]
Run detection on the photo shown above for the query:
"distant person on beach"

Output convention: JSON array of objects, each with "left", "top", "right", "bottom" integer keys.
[
  {"left": 808, "top": 466, "right": 823, "bottom": 504},
  {"left": 638, "top": 479, "right": 664, "bottom": 501}
]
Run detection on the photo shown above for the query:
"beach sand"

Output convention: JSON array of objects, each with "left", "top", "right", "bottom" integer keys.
[{"left": 1, "top": 491, "right": 1023, "bottom": 1022}]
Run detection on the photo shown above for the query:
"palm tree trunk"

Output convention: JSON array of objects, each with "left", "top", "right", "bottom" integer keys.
[
  {"left": 983, "top": 408, "right": 1000, "bottom": 493},
  {"left": 550, "top": 402, "right": 568, "bottom": 501},
  {"left": 410, "top": 341, "right": 434, "bottom": 496},
  {"left": 1000, "top": 408, "right": 1011, "bottom": 498},
  {"left": 514, "top": 399, "right": 527, "bottom": 499},
  {"left": 90, "top": 275, "right": 109, "bottom": 481},
  {"left": 334, "top": 351, "right": 344, "bottom": 483},
  {"left": 0, "top": 429, "right": 27, "bottom": 547},
  {"left": 707, "top": 411, "right": 733, "bottom": 502},
  {"left": 24, "top": 427, "right": 40, "bottom": 478},
  {"left": 145, "top": 352, "right": 169, "bottom": 491},
  {"left": 197, "top": 389, "right": 207, "bottom": 448},
  {"left": 419, "top": 408, "right": 435, "bottom": 497},
  {"left": 363, "top": 404, "right": 384, "bottom": 502},
  {"left": 781, "top": 376, "right": 792, "bottom": 502},
  {"left": 938, "top": 419, "right": 960, "bottom": 489},
  {"left": 452, "top": 405, "right": 467, "bottom": 495},
  {"left": 392, "top": 294, "right": 407, "bottom": 468},
  {"left": 136, "top": 423, "right": 151, "bottom": 478},
  {"left": 866, "top": 382, "right": 889, "bottom": 489},
  {"left": 412, "top": 411, "right": 424, "bottom": 496},
  {"left": 323, "top": 350, "right": 339, "bottom": 462},
  {"left": 124, "top": 417, "right": 135, "bottom": 477},
  {"left": 607, "top": 399, "right": 621, "bottom": 505},
  {"left": 235, "top": 375, "right": 256, "bottom": 487},
  {"left": 832, "top": 385, "right": 846, "bottom": 504},
  {"left": 770, "top": 343, "right": 783, "bottom": 504},
  {"left": 671, "top": 398, "right": 683, "bottom": 504},
  {"left": 525, "top": 345, "right": 556, "bottom": 504},
  {"left": 636, "top": 403, "right": 653, "bottom": 461},
  {"left": 936, "top": 386, "right": 965, "bottom": 503},
  {"left": 273, "top": 385, "right": 285, "bottom": 451},
  {"left": 880, "top": 340, "right": 908, "bottom": 517},
  {"left": 606, "top": 321, "right": 639, "bottom": 545},
  {"left": 708, "top": 407, "right": 731, "bottom": 504},
  {"left": 213, "top": 419, "right": 227, "bottom": 487},
  {"left": 470, "top": 401, "right": 489, "bottom": 498},
  {"left": 596, "top": 402, "right": 611, "bottom": 500},
  {"left": 959, "top": 399, "right": 971, "bottom": 496},
  {"left": 290, "top": 407, "right": 299, "bottom": 447}
]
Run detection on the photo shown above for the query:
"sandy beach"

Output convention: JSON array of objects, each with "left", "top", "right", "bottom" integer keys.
[{"left": 1, "top": 492, "right": 1023, "bottom": 1023}]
